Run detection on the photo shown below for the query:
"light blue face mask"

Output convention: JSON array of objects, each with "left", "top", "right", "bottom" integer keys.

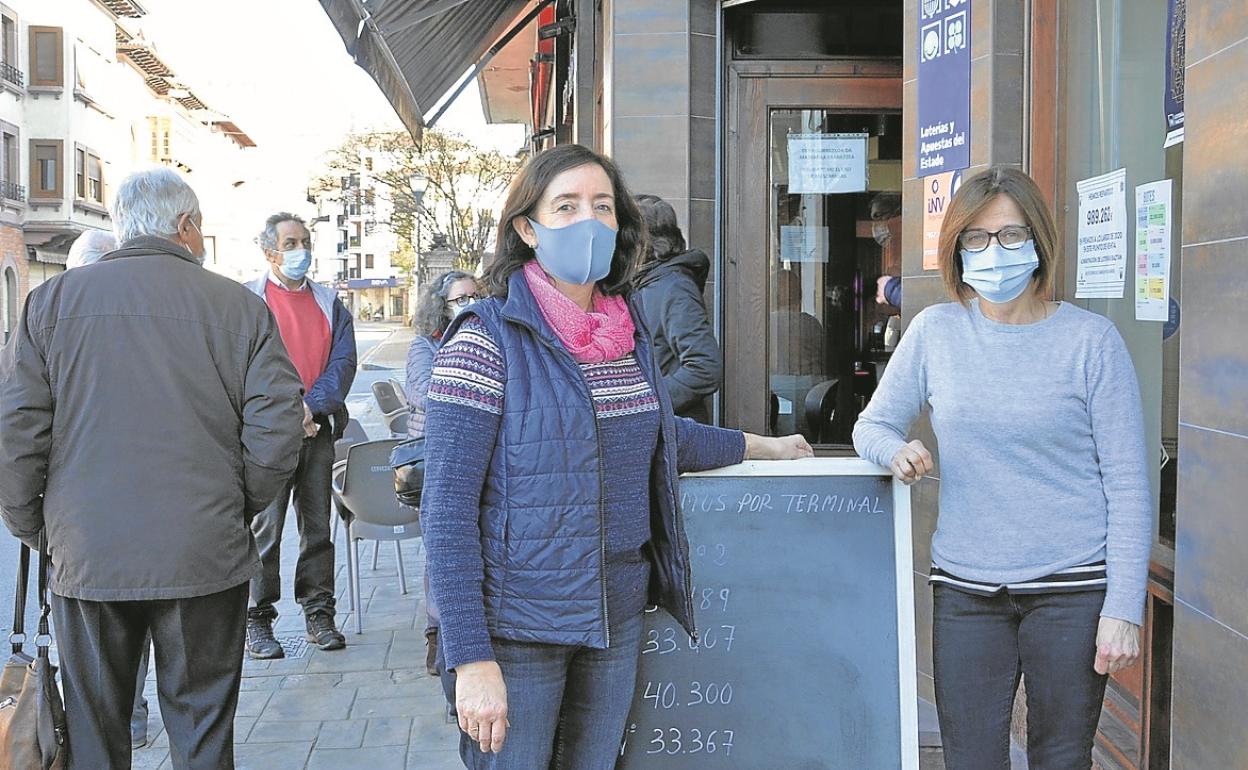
[
  {"left": 960, "top": 240, "right": 1039, "bottom": 304},
  {"left": 526, "top": 217, "right": 617, "bottom": 286},
  {"left": 278, "top": 248, "right": 312, "bottom": 281}
]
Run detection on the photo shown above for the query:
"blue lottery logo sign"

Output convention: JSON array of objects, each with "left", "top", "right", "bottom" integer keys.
[{"left": 917, "top": 0, "right": 971, "bottom": 173}]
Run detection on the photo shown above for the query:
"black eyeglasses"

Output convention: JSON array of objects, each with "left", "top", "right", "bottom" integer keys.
[
  {"left": 448, "top": 294, "right": 482, "bottom": 307},
  {"left": 958, "top": 225, "right": 1032, "bottom": 252}
]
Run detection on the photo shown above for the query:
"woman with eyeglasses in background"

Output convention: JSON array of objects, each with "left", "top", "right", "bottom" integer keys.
[
  {"left": 406, "top": 269, "right": 482, "bottom": 675},
  {"left": 853, "top": 166, "right": 1151, "bottom": 769}
]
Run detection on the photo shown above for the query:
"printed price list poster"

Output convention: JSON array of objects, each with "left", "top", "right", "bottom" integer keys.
[
  {"left": 1076, "top": 168, "right": 1128, "bottom": 299},
  {"left": 1134, "top": 179, "right": 1173, "bottom": 322}
]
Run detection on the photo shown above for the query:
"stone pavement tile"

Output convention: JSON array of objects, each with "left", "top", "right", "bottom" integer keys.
[
  {"left": 338, "top": 670, "right": 398, "bottom": 688},
  {"left": 308, "top": 745, "right": 407, "bottom": 770},
  {"left": 234, "top": 716, "right": 258, "bottom": 743},
  {"left": 352, "top": 694, "right": 444, "bottom": 719},
  {"left": 408, "top": 714, "right": 460, "bottom": 753},
  {"left": 334, "top": 628, "right": 397, "bottom": 647},
  {"left": 405, "top": 749, "right": 462, "bottom": 769},
  {"left": 347, "top": 610, "right": 419, "bottom": 633},
  {"left": 258, "top": 655, "right": 313, "bottom": 676},
  {"left": 262, "top": 688, "right": 355, "bottom": 721},
  {"left": 391, "top": 667, "right": 433, "bottom": 685},
  {"left": 247, "top": 719, "right": 322, "bottom": 744},
  {"left": 233, "top": 741, "right": 314, "bottom": 770},
  {"left": 364, "top": 716, "right": 414, "bottom": 747},
  {"left": 316, "top": 718, "right": 368, "bottom": 749},
  {"left": 240, "top": 675, "right": 283, "bottom": 691},
  {"left": 279, "top": 672, "right": 343, "bottom": 689},
  {"left": 235, "top": 690, "right": 273, "bottom": 718},
  {"left": 351, "top": 682, "right": 422, "bottom": 701},
  {"left": 305, "top": 642, "right": 391, "bottom": 673}
]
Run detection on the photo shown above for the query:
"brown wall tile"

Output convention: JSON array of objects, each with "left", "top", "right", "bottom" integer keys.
[
  {"left": 689, "top": 116, "right": 715, "bottom": 200},
  {"left": 904, "top": 0, "right": 918, "bottom": 80},
  {"left": 901, "top": 176, "right": 924, "bottom": 277},
  {"left": 611, "top": 33, "right": 691, "bottom": 118},
  {"left": 969, "top": 55, "right": 993, "bottom": 168},
  {"left": 1181, "top": 39, "right": 1248, "bottom": 245},
  {"left": 688, "top": 198, "right": 715, "bottom": 260},
  {"left": 613, "top": 0, "right": 688, "bottom": 36},
  {"left": 690, "top": 0, "right": 715, "bottom": 37},
  {"left": 903, "top": 78, "right": 917, "bottom": 181},
  {"left": 1171, "top": 601, "right": 1248, "bottom": 769},
  {"left": 690, "top": 32, "right": 716, "bottom": 119},
  {"left": 611, "top": 115, "right": 690, "bottom": 200},
  {"left": 990, "top": 54, "right": 1024, "bottom": 164},
  {"left": 1176, "top": 239, "right": 1248, "bottom": 436},
  {"left": 1175, "top": 425, "right": 1248, "bottom": 637},
  {"left": 1185, "top": 0, "right": 1248, "bottom": 66},
  {"left": 971, "top": 0, "right": 992, "bottom": 61},
  {"left": 991, "top": 0, "right": 1025, "bottom": 55}
]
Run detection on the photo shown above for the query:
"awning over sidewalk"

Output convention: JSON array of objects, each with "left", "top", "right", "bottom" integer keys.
[{"left": 318, "top": 0, "right": 532, "bottom": 140}]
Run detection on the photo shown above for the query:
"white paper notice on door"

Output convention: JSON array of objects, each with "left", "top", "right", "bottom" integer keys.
[
  {"left": 1075, "top": 168, "right": 1128, "bottom": 299},
  {"left": 780, "top": 226, "right": 829, "bottom": 263},
  {"left": 1134, "top": 179, "right": 1172, "bottom": 322},
  {"left": 787, "top": 133, "right": 868, "bottom": 194}
]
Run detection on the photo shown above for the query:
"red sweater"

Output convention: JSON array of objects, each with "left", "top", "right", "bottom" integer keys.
[{"left": 265, "top": 281, "right": 330, "bottom": 394}]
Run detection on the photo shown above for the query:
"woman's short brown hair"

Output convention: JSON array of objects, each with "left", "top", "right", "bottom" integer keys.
[
  {"left": 937, "top": 166, "right": 1057, "bottom": 304},
  {"left": 483, "top": 144, "right": 645, "bottom": 298}
]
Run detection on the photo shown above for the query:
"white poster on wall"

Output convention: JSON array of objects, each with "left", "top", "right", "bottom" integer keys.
[
  {"left": 787, "top": 133, "right": 868, "bottom": 194},
  {"left": 1075, "top": 168, "right": 1128, "bottom": 299},
  {"left": 1134, "top": 179, "right": 1173, "bottom": 321}
]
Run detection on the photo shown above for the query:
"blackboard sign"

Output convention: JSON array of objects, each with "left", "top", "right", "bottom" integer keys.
[{"left": 618, "top": 458, "right": 917, "bottom": 769}]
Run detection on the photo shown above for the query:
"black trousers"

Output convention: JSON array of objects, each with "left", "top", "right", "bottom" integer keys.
[
  {"left": 51, "top": 583, "right": 249, "bottom": 770},
  {"left": 932, "top": 583, "right": 1109, "bottom": 770},
  {"left": 249, "top": 430, "right": 336, "bottom": 620}
]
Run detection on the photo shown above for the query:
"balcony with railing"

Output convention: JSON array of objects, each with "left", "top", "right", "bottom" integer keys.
[
  {"left": 0, "top": 180, "right": 25, "bottom": 202},
  {"left": 0, "top": 62, "right": 22, "bottom": 89}
]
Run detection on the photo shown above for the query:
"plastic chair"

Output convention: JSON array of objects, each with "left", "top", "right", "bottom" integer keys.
[
  {"left": 333, "top": 418, "right": 369, "bottom": 463},
  {"left": 803, "top": 378, "right": 840, "bottom": 445},
  {"left": 388, "top": 378, "right": 410, "bottom": 407},
  {"left": 329, "top": 439, "right": 419, "bottom": 634},
  {"left": 371, "top": 380, "right": 406, "bottom": 415}
]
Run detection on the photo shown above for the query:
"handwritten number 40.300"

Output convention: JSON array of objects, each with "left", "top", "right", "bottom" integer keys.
[
  {"left": 643, "top": 680, "right": 735, "bottom": 710},
  {"left": 647, "top": 728, "right": 735, "bottom": 756}
]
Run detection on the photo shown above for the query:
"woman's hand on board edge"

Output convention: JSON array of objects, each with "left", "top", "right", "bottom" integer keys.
[
  {"left": 890, "top": 440, "right": 933, "bottom": 485},
  {"left": 743, "top": 433, "right": 815, "bottom": 460}
]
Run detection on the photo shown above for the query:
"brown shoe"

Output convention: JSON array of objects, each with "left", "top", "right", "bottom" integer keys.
[{"left": 425, "top": 628, "right": 439, "bottom": 676}]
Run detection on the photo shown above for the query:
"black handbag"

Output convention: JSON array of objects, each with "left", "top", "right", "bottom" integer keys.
[
  {"left": 0, "top": 532, "right": 67, "bottom": 769},
  {"left": 389, "top": 438, "right": 425, "bottom": 508}
]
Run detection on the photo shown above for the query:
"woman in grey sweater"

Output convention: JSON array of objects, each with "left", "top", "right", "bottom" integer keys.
[{"left": 853, "top": 166, "right": 1151, "bottom": 769}]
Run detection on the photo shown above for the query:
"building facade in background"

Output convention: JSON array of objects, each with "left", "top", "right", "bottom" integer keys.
[
  {"left": 0, "top": 0, "right": 260, "bottom": 345},
  {"left": 337, "top": 0, "right": 1248, "bottom": 766}
]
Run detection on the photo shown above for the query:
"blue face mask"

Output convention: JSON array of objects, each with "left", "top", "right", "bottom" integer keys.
[
  {"left": 526, "top": 217, "right": 617, "bottom": 286},
  {"left": 278, "top": 248, "right": 312, "bottom": 281},
  {"left": 960, "top": 240, "right": 1039, "bottom": 304}
]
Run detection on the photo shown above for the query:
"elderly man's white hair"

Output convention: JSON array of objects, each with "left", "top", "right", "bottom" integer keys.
[
  {"left": 66, "top": 229, "right": 119, "bottom": 270},
  {"left": 110, "top": 167, "right": 201, "bottom": 244}
]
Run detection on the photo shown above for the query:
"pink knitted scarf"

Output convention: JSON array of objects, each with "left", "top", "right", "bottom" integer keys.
[{"left": 522, "top": 260, "right": 635, "bottom": 364}]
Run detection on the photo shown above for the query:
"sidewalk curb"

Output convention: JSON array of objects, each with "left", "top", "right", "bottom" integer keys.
[{"left": 358, "top": 327, "right": 399, "bottom": 369}]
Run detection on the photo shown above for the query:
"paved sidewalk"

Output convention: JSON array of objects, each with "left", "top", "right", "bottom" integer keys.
[{"left": 132, "top": 530, "right": 460, "bottom": 770}]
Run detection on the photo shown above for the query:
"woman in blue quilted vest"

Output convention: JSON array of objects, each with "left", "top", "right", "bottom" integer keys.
[{"left": 421, "top": 144, "right": 812, "bottom": 770}]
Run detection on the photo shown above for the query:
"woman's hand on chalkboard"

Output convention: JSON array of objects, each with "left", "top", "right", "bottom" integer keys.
[
  {"left": 455, "top": 660, "right": 510, "bottom": 753},
  {"left": 1094, "top": 617, "right": 1141, "bottom": 675},
  {"left": 890, "top": 440, "right": 934, "bottom": 485},
  {"left": 743, "top": 433, "right": 814, "bottom": 460}
]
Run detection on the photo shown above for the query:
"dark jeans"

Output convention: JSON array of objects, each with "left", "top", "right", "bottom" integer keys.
[
  {"left": 249, "top": 430, "right": 336, "bottom": 620},
  {"left": 932, "top": 584, "right": 1109, "bottom": 770},
  {"left": 457, "top": 611, "right": 644, "bottom": 770},
  {"left": 51, "top": 583, "right": 249, "bottom": 770}
]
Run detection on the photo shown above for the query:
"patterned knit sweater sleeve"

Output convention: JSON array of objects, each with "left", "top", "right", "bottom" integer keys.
[{"left": 421, "top": 316, "right": 505, "bottom": 670}]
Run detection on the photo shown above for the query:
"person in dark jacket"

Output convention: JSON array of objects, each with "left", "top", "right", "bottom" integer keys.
[
  {"left": 633, "top": 194, "right": 722, "bottom": 423},
  {"left": 405, "top": 269, "right": 481, "bottom": 676},
  {"left": 243, "top": 213, "right": 357, "bottom": 658},
  {"left": 421, "top": 144, "right": 812, "bottom": 770},
  {"left": 0, "top": 168, "right": 305, "bottom": 769}
]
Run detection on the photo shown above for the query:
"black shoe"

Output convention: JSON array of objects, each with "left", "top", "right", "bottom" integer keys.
[
  {"left": 425, "top": 629, "right": 439, "bottom": 677},
  {"left": 246, "top": 616, "right": 285, "bottom": 660},
  {"left": 306, "top": 611, "right": 346, "bottom": 651}
]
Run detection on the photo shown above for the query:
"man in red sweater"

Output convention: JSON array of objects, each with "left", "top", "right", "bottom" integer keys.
[{"left": 244, "top": 213, "right": 357, "bottom": 657}]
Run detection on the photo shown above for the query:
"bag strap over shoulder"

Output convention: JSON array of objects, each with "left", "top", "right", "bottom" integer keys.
[
  {"left": 36, "top": 531, "right": 51, "bottom": 659},
  {"left": 10, "top": 543, "right": 29, "bottom": 655}
]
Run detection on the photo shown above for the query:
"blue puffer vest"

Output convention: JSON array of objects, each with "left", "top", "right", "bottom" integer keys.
[{"left": 441, "top": 270, "right": 695, "bottom": 649}]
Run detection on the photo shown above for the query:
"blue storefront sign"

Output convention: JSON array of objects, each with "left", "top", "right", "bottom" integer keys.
[
  {"left": 347, "top": 277, "right": 399, "bottom": 289},
  {"left": 916, "top": 0, "right": 971, "bottom": 174}
]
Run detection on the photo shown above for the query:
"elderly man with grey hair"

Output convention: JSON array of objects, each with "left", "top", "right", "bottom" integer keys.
[
  {"left": 66, "top": 228, "right": 118, "bottom": 269},
  {"left": 242, "top": 211, "right": 356, "bottom": 658},
  {"left": 0, "top": 167, "right": 306, "bottom": 768}
]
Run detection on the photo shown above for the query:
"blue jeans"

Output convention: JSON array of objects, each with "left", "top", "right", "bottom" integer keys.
[
  {"left": 458, "top": 611, "right": 644, "bottom": 770},
  {"left": 932, "top": 584, "right": 1109, "bottom": 770}
]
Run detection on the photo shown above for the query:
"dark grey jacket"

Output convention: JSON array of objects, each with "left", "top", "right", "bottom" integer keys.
[
  {"left": 634, "top": 249, "right": 722, "bottom": 423},
  {"left": 0, "top": 237, "right": 305, "bottom": 601}
]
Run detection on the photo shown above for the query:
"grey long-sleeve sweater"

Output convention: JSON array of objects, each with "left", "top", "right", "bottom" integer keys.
[{"left": 853, "top": 300, "right": 1152, "bottom": 625}]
